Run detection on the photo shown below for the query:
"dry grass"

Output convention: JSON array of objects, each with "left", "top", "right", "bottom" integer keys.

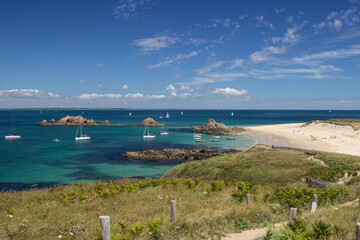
[{"left": 325, "top": 119, "right": 360, "bottom": 131}]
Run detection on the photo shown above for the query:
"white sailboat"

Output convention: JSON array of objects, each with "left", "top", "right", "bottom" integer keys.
[
  {"left": 160, "top": 122, "right": 169, "bottom": 135},
  {"left": 159, "top": 113, "right": 163, "bottom": 119},
  {"left": 165, "top": 112, "right": 170, "bottom": 118},
  {"left": 181, "top": 111, "right": 183, "bottom": 115},
  {"left": 143, "top": 122, "right": 156, "bottom": 139},
  {"left": 129, "top": 112, "right": 132, "bottom": 116},
  {"left": 75, "top": 122, "right": 91, "bottom": 141},
  {"left": 5, "top": 117, "right": 21, "bottom": 140},
  {"left": 40, "top": 110, "right": 42, "bottom": 114},
  {"left": 231, "top": 112, "right": 234, "bottom": 116}
]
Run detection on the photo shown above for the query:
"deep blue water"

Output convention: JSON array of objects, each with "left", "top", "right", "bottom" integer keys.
[{"left": 1, "top": 109, "right": 359, "bottom": 191}]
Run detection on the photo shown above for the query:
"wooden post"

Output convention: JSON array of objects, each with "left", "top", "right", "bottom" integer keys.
[
  {"left": 356, "top": 223, "right": 360, "bottom": 240},
  {"left": 171, "top": 200, "right": 176, "bottom": 223},
  {"left": 246, "top": 194, "right": 250, "bottom": 205},
  {"left": 289, "top": 208, "right": 297, "bottom": 223},
  {"left": 99, "top": 216, "right": 111, "bottom": 240},
  {"left": 311, "top": 194, "right": 318, "bottom": 213}
]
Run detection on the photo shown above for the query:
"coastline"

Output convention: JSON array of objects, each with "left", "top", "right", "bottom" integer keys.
[{"left": 240, "top": 122, "right": 360, "bottom": 156}]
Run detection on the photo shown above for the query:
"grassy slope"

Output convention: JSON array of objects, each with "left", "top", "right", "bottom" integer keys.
[
  {"left": 1, "top": 145, "right": 360, "bottom": 239},
  {"left": 164, "top": 146, "right": 316, "bottom": 185},
  {"left": 325, "top": 119, "right": 360, "bottom": 131}
]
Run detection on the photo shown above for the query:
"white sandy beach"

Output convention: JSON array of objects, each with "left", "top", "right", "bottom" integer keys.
[{"left": 242, "top": 122, "right": 360, "bottom": 156}]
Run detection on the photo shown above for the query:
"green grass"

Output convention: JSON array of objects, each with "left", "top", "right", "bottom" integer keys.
[
  {"left": 1, "top": 145, "right": 360, "bottom": 239},
  {"left": 325, "top": 119, "right": 360, "bottom": 131}
]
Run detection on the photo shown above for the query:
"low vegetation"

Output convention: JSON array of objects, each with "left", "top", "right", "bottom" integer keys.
[
  {"left": 1, "top": 145, "right": 360, "bottom": 239},
  {"left": 325, "top": 119, "right": 360, "bottom": 131}
]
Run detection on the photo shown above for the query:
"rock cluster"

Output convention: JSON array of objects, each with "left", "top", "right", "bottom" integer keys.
[
  {"left": 38, "top": 115, "right": 96, "bottom": 126},
  {"left": 138, "top": 118, "right": 163, "bottom": 126},
  {"left": 193, "top": 119, "right": 245, "bottom": 135},
  {"left": 124, "top": 148, "right": 240, "bottom": 161}
]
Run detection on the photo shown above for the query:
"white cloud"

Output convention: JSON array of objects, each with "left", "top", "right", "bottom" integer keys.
[
  {"left": 121, "top": 84, "right": 129, "bottom": 90},
  {"left": 125, "top": 93, "right": 144, "bottom": 99},
  {"left": 166, "top": 84, "right": 176, "bottom": 93},
  {"left": 294, "top": 45, "right": 360, "bottom": 64},
  {"left": 194, "top": 61, "right": 225, "bottom": 75},
  {"left": 249, "top": 46, "right": 287, "bottom": 63},
  {"left": 313, "top": 7, "right": 360, "bottom": 32},
  {"left": 95, "top": 63, "right": 104, "bottom": 68},
  {"left": 147, "top": 50, "right": 201, "bottom": 68},
  {"left": 187, "top": 72, "right": 248, "bottom": 85},
  {"left": 275, "top": 8, "right": 285, "bottom": 14},
  {"left": 255, "top": 16, "right": 275, "bottom": 29},
  {"left": 227, "top": 58, "right": 244, "bottom": 70},
  {"left": 170, "top": 92, "right": 177, "bottom": 96},
  {"left": 271, "top": 26, "right": 302, "bottom": 45},
  {"left": 180, "top": 92, "right": 191, "bottom": 97},
  {"left": 77, "top": 93, "right": 123, "bottom": 100},
  {"left": 133, "top": 34, "right": 180, "bottom": 54},
  {"left": 180, "top": 85, "right": 193, "bottom": 92},
  {"left": 212, "top": 18, "right": 232, "bottom": 27},
  {"left": 212, "top": 87, "right": 248, "bottom": 96},
  {"left": 113, "top": 0, "right": 156, "bottom": 19},
  {"left": 148, "top": 94, "right": 166, "bottom": 99},
  {"left": 0, "top": 89, "right": 60, "bottom": 98}
]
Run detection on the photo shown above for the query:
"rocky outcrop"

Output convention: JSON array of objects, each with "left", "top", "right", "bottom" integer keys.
[
  {"left": 138, "top": 118, "right": 163, "bottom": 126},
  {"left": 193, "top": 119, "right": 245, "bottom": 135},
  {"left": 38, "top": 115, "right": 96, "bottom": 126},
  {"left": 124, "top": 148, "right": 240, "bottom": 161}
]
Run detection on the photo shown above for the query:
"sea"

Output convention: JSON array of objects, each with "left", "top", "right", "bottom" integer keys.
[{"left": 1, "top": 109, "right": 360, "bottom": 191}]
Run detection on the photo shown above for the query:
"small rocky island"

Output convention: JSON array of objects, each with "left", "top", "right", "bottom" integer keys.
[
  {"left": 38, "top": 115, "right": 96, "bottom": 126},
  {"left": 138, "top": 118, "right": 163, "bottom": 126},
  {"left": 193, "top": 119, "right": 245, "bottom": 135},
  {"left": 124, "top": 148, "right": 240, "bottom": 161}
]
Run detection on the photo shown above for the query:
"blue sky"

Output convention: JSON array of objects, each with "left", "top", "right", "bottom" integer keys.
[{"left": 0, "top": 0, "right": 359, "bottom": 109}]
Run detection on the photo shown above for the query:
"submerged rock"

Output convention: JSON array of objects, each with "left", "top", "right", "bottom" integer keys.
[
  {"left": 193, "top": 119, "right": 245, "bottom": 135},
  {"left": 124, "top": 148, "right": 240, "bottom": 161},
  {"left": 138, "top": 118, "right": 163, "bottom": 126}
]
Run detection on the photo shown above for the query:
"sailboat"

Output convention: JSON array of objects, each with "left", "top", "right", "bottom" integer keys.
[
  {"left": 231, "top": 112, "right": 234, "bottom": 116},
  {"left": 5, "top": 117, "right": 21, "bottom": 140},
  {"left": 165, "top": 112, "right": 170, "bottom": 118},
  {"left": 75, "top": 122, "right": 91, "bottom": 141},
  {"left": 40, "top": 110, "right": 42, "bottom": 114},
  {"left": 129, "top": 112, "right": 132, "bottom": 116},
  {"left": 193, "top": 126, "right": 202, "bottom": 139},
  {"left": 159, "top": 113, "right": 163, "bottom": 119},
  {"left": 143, "top": 122, "right": 156, "bottom": 139},
  {"left": 181, "top": 111, "right": 183, "bottom": 115},
  {"left": 160, "top": 122, "right": 169, "bottom": 135}
]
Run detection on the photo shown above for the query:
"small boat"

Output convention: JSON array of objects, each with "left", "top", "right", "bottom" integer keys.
[
  {"left": 53, "top": 138, "right": 60, "bottom": 142},
  {"left": 226, "top": 137, "right": 235, "bottom": 140},
  {"left": 196, "top": 139, "right": 205, "bottom": 142},
  {"left": 40, "top": 110, "right": 42, "bottom": 114},
  {"left": 210, "top": 139, "right": 219, "bottom": 142},
  {"left": 231, "top": 112, "right": 234, "bottom": 116},
  {"left": 165, "top": 112, "right": 170, "bottom": 118},
  {"left": 5, "top": 117, "right": 21, "bottom": 140},
  {"left": 143, "top": 122, "right": 156, "bottom": 139},
  {"left": 159, "top": 113, "right": 163, "bottom": 119},
  {"left": 181, "top": 111, "right": 183, "bottom": 115},
  {"left": 160, "top": 122, "right": 169, "bottom": 135},
  {"left": 129, "top": 112, "right": 132, "bottom": 116},
  {"left": 75, "top": 123, "right": 91, "bottom": 141},
  {"left": 213, "top": 136, "right": 220, "bottom": 138}
]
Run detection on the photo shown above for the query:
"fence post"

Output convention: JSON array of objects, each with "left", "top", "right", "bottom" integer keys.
[
  {"left": 311, "top": 194, "right": 318, "bottom": 213},
  {"left": 171, "top": 200, "right": 176, "bottom": 223},
  {"left": 356, "top": 223, "right": 360, "bottom": 240},
  {"left": 246, "top": 194, "right": 250, "bottom": 205},
  {"left": 99, "top": 216, "right": 111, "bottom": 240},
  {"left": 289, "top": 208, "right": 297, "bottom": 223}
]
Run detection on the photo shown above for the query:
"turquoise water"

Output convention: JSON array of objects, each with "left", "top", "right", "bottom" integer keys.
[{"left": 1, "top": 109, "right": 360, "bottom": 190}]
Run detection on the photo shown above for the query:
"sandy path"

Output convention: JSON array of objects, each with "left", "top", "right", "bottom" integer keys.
[
  {"left": 223, "top": 223, "right": 285, "bottom": 240},
  {"left": 241, "top": 122, "right": 360, "bottom": 156}
]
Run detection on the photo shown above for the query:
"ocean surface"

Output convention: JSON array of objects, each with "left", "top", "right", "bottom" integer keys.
[{"left": 1, "top": 109, "right": 360, "bottom": 191}]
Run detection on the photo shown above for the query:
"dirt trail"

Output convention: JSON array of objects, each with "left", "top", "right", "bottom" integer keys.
[{"left": 222, "top": 223, "right": 285, "bottom": 240}]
